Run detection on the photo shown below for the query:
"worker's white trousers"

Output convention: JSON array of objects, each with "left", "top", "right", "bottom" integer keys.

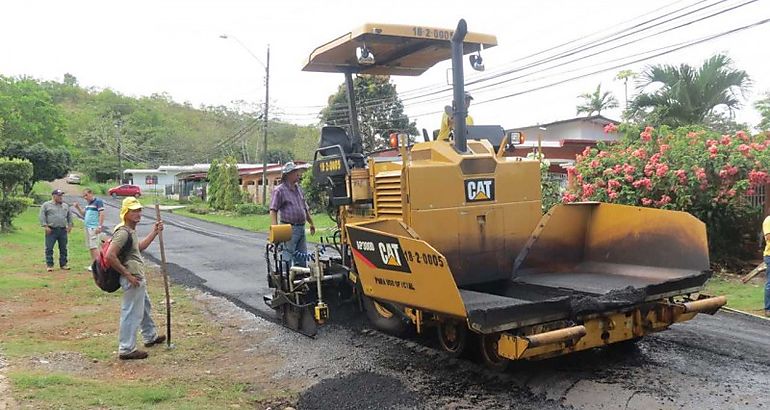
[{"left": 118, "top": 276, "right": 159, "bottom": 354}]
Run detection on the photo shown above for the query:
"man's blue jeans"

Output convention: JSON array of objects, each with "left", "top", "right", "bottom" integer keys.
[
  {"left": 44, "top": 227, "right": 68, "bottom": 267},
  {"left": 283, "top": 225, "right": 308, "bottom": 268},
  {"left": 765, "top": 255, "right": 770, "bottom": 311},
  {"left": 118, "top": 276, "right": 159, "bottom": 355}
]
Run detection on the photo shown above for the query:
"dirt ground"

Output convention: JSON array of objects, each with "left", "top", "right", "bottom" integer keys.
[{"left": 0, "top": 282, "right": 309, "bottom": 409}]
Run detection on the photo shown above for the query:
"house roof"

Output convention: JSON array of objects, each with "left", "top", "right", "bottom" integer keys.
[{"left": 509, "top": 114, "right": 619, "bottom": 131}]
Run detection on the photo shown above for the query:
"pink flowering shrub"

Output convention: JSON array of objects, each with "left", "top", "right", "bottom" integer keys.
[{"left": 566, "top": 125, "right": 770, "bottom": 260}]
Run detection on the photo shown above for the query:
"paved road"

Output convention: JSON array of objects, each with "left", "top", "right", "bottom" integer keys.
[{"left": 88, "top": 195, "right": 770, "bottom": 409}]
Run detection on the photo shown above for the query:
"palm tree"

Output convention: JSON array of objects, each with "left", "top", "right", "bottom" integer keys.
[
  {"left": 615, "top": 69, "right": 637, "bottom": 109},
  {"left": 629, "top": 54, "right": 750, "bottom": 127},
  {"left": 576, "top": 84, "right": 619, "bottom": 117}
]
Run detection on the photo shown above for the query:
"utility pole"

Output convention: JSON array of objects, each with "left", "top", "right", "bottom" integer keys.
[
  {"left": 261, "top": 45, "right": 270, "bottom": 205},
  {"left": 114, "top": 118, "right": 122, "bottom": 183}
]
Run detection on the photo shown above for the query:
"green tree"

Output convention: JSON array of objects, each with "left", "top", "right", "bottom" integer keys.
[
  {"left": 628, "top": 54, "right": 751, "bottom": 127},
  {"left": 0, "top": 76, "right": 67, "bottom": 147},
  {"left": 320, "top": 75, "right": 417, "bottom": 152},
  {"left": 755, "top": 91, "right": 770, "bottom": 131},
  {"left": 576, "top": 84, "right": 619, "bottom": 116},
  {"left": 262, "top": 148, "right": 294, "bottom": 164},
  {"left": 0, "top": 157, "right": 34, "bottom": 231},
  {"left": 1, "top": 141, "right": 71, "bottom": 195},
  {"left": 615, "top": 70, "right": 637, "bottom": 110},
  {"left": 207, "top": 159, "right": 221, "bottom": 209}
]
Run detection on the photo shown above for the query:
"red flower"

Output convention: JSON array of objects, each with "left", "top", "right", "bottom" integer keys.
[
  {"left": 655, "top": 163, "right": 669, "bottom": 177},
  {"left": 736, "top": 130, "right": 749, "bottom": 142},
  {"left": 708, "top": 145, "right": 718, "bottom": 158},
  {"left": 720, "top": 135, "right": 732, "bottom": 145},
  {"left": 562, "top": 192, "right": 577, "bottom": 203},
  {"left": 603, "top": 123, "right": 618, "bottom": 133},
  {"left": 589, "top": 160, "right": 600, "bottom": 169},
  {"left": 640, "top": 130, "right": 652, "bottom": 142},
  {"left": 641, "top": 198, "right": 653, "bottom": 206},
  {"left": 659, "top": 144, "right": 670, "bottom": 154},
  {"left": 738, "top": 144, "right": 751, "bottom": 157},
  {"left": 608, "top": 191, "right": 619, "bottom": 200},
  {"left": 608, "top": 179, "right": 622, "bottom": 189}
]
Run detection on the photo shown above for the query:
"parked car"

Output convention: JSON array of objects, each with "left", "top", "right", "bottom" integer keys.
[
  {"left": 66, "top": 174, "right": 81, "bottom": 184},
  {"left": 108, "top": 184, "right": 142, "bottom": 198}
]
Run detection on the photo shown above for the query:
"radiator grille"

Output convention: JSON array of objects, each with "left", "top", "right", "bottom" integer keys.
[{"left": 374, "top": 170, "right": 402, "bottom": 217}]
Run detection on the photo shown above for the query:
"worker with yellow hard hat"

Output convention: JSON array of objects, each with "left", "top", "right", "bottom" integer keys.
[{"left": 437, "top": 92, "right": 474, "bottom": 142}]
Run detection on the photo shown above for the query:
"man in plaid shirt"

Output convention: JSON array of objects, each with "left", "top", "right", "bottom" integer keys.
[{"left": 269, "top": 162, "right": 316, "bottom": 268}]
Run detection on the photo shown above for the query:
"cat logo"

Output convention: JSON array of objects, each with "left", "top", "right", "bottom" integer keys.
[
  {"left": 346, "top": 227, "right": 412, "bottom": 273},
  {"left": 465, "top": 178, "right": 495, "bottom": 202},
  {"left": 379, "top": 242, "right": 402, "bottom": 267}
]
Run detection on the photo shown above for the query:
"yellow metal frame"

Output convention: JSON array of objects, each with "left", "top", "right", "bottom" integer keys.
[{"left": 497, "top": 295, "right": 726, "bottom": 361}]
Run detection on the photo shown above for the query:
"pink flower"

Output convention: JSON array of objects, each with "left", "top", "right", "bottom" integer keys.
[
  {"left": 625, "top": 175, "right": 634, "bottom": 182},
  {"left": 603, "top": 123, "right": 618, "bottom": 133},
  {"left": 736, "top": 130, "right": 749, "bottom": 142},
  {"left": 708, "top": 145, "right": 718, "bottom": 158},
  {"left": 644, "top": 126, "right": 655, "bottom": 133},
  {"left": 603, "top": 168, "right": 615, "bottom": 177},
  {"left": 632, "top": 148, "right": 647, "bottom": 160},
  {"left": 608, "top": 179, "right": 622, "bottom": 189},
  {"left": 582, "top": 183, "right": 595, "bottom": 197},
  {"left": 749, "top": 170, "right": 769, "bottom": 185},
  {"left": 692, "top": 166, "right": 707, "bottom": 182},
  {"left": 640, "top": 131, "right": 652, "bottom": 142},
  {"left": 608, "top": 191, "right": 619, "bottom": 200},
  {"left": 597, "top": 151, "right": 609, "bottom": 158},
  {"left": 582, "top": 147, "right": 592, "bottom": 156},
  {"left": 654, "top": 195, "right": 672, "bottom": 207},
  {"left": 623, "top": 164, "right": 636, "bottom": 174},
  {"left": 738, "top": 144, "right": 751, "bottom": 156},
  {"left": 589, "top": 160, "right": 600, "bottom": 169},
  {"left": 641, "top": 198, "right": 653, "bottom": 206},
  {"left": 644, "top": 163, "right": 655, "bottom": 177},
  {"left": 632, "top": 178, "right": 651, "bottom": 190},
  {"left": 720, "top": 135, "right": 732, "bottom": 145},
  {"left": 675, "top": 169, "right": 687, "bottom": 183},
  {"left": 726, "top": 189, "right": 736, "bottom": 198},
  {"left": 562, "top": 192, "right": 578, "bottom": 203},
  {"left": 655, "top": 163, "right": 669, "bottom": 177},
  {"left": 659, "top": 144, "right": 670, "bottom": 154},
  {"left": 747, "top": 188, "right": 756, "bottom": 196},
  {"left": 751, "top": 143, "right": 765, "bottom": 151}
]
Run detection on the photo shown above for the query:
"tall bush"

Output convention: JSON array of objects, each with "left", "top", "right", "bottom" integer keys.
[
  {"left": 0, "top": 157, "right": 34, "bottom": 231},
  {"left": 565, "top": 125, "right": 770, "bottom": 262}
]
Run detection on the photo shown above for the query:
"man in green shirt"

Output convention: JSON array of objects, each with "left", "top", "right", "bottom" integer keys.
[
  {"left": 39, "top": 189, "right": 73, "bottom": 272},
  {"left": 107, "top": 196, "right": 165, "bottom": 360}
]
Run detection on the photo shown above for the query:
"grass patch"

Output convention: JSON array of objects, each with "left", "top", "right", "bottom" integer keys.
[
  {"left": 705, "top": 274, "right": 765, "bottom": 314},
  {"left": 9, "top": 371, "right": 185, "bottom": 407},
  {"left": 1, "top": 207, "right": 293, "bottom": 408}
]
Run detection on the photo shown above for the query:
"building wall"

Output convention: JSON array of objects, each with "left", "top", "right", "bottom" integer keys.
[{"left": 518, "top": 121, "right": 616, "bottom": 143}]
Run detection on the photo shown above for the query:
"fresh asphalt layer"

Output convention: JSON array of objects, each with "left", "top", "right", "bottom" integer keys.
[{"left": 83, "top": 196, "right": 770, "bottom": 409}]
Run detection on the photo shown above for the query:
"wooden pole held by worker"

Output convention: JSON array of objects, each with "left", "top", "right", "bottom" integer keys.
[{"left": 154, "top": 203, "right": 172, "bottom": 347}]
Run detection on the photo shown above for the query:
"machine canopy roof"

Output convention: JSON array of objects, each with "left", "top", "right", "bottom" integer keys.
[{"left": 303, "top": 23, "right": 497, "bottom": 76}]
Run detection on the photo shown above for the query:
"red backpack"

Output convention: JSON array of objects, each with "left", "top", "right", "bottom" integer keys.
[{"left": 91, "top": 227, "right": 133, "bottom": 293}]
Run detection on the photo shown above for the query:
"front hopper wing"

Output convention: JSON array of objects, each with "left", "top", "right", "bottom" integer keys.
[{"left": 346, "top": 220, "right": 467, "bottom": 318}]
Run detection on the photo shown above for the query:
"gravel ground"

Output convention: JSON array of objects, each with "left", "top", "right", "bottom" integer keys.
[{"left": 87, "top": 196, "right": 770, "bottom": 409}]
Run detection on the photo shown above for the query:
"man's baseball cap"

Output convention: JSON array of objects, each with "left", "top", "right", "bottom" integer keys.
[
  {"left": 282, "top": 162, "right": 298, "bottom": 175},
  {"left": 464, "top": 92, "right": 473, "bottom": 100},
  {"left": 51, "top": 189, "right": 64, "bottom": 196},
  {"left": 122, "top": 196, "right": 143, "bottom": 210}
]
